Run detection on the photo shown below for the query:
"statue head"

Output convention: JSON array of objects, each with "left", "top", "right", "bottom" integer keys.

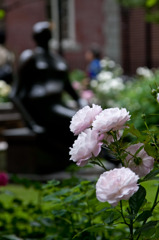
[
  {"left": 32, "top": 21, "right": 52, "bottom": 48},
  {"left": 85, "top": 43, "right": 101, "bottom": 62}
]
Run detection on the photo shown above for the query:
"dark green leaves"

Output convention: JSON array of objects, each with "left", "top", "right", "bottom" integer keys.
[
  {"left": 141, "top": 169, "right": 159, "bottom": 182},
  {"left": 129, "top": 185, "right": 146, "bottom": 214}
]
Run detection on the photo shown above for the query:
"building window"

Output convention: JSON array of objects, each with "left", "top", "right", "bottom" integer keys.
[{"left": 47, "top": 0, "right": 80, "bottom": 51}]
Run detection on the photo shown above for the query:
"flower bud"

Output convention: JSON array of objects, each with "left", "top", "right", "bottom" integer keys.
[
  {"left": 151, "top": 89, "right": 157, "bottom": 96},
  {"left": 141, "top": 114, "right": 146, "bottom": 120}
]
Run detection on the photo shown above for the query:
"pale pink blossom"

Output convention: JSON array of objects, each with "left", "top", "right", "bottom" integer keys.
[
  {"left": 92, "top": 107, "right": 130, "bottom": 133},
  {"left": 157, "top": 93, "right": 159, "bottom": 103},
  {"left": 80, "top": 90, "right": 94, "bottom": 101},
  {"left": 69, "top": 129, "right": 104, "bottom": 166},
  {"left": 96, "top": 167, "right": 139, "bottom": 206},
  {"left": 70, "top": 104, "right": 102, "bottom": 135},
  {"left": 125, "top": 143, "right": 154, "bottom": 177},
  {"left": 72, "top": 81, "right": 81, "bottom": 91}
]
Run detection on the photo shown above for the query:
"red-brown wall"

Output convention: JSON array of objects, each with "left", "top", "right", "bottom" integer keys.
[
  {"left": 121, "top": 7, "right": 159, "bottom": 74},
  {"left": 4, "top": 0, "right": 46, "bottom": 67},
  {"left": 65, "top": 0, "right": 105, "bottom": 70},
  {"left": 3, "top": 0, "right": 105, "bottom": 72}
]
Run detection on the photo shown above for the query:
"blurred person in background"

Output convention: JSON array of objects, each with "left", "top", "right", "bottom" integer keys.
[{"left": 85, "top": 43, "right": 102, "bottom": 81}]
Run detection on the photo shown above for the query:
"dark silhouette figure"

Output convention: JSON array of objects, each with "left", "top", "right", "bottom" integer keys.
[
  {"left": 10, "top": 21, "right": 84, "bottom": 172},
  {"left": 0, "top": 30, "right": 14, "bottom": 84}
]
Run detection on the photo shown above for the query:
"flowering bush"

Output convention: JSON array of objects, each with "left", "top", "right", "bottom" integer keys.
[
  {"left": 115, "top": 69, "right": 159, "bottom": 130},
  {"left": 2, "top": 68, "right": 159, "bottom": 239},
  {"left": 69, "top": 99, "right": 159, "bottom": 239},
  {"left": 136, "top": 66, "right": 154, "bottom": 79},
  {"left": 90, "top": 58, "right": 125, "bottom": 107},
  {"left": 69, "top": 57, "right": 124, "bottom": 106},
  {"left": 87, "top": 62, "right": 159, "bottom": 131}
]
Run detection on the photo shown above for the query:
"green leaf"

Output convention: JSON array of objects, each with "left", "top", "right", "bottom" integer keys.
[
  {"left": 43, "top": 194, "right": 61, "bottom": 202},
  {"left": 125, "top": 213, "right": 136, "bottom": 220},
  {"left": 136, "top": 210, "right": 152, "bottom": 222},
  {"left": 103, "top": 211, "right": 121, "bottom": 224},
  {"left": 153, "top": 225, "right": 159, "bottom": 239},
  {"left": 42, "top": 179, "right": 60, "bottom": 189},
  {"left": 135, "top": 221, "right": 158, "bottom": 236},
  {"left": 140, "top": 169, "right": 159, "bottom": 182},
  {"left": 93, "top": 206, "right": 113, "bottom": 216},
  {"left": 144, "top": 143, "right": 158, "bottom": 158},
  {"left": 30, "top": 221, "right": 41, "bottom": 227},
  {"left": 40, "top": 217, "right": 53, "bottom": 227},
  {"left": 72, "top": 223, "right": 104, "bottom": 239},
  {"left": 52, "top": 209, "right": 67, "bottom": 217},
  {"left": 64, "top": 193, "right": 84, "bottom": 203},
  {"left": 127, "top": 124, "right": 142, "bottom": 138},
  {"left": 129, "top": 185, "right": 146, "bottom": 214},
  {"left": 53, "top": 188, "right": 70, "bottom": 196}
]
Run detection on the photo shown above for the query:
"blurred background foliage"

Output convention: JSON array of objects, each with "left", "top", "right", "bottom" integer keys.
[
  {"left": 117, "top": 0, "right": 159, "bottom": 23},
  {"left": 0, "top": 173, "right": 159, "bottom": 240},
  {"left": 70, "top": 58, "right": 159, "bottom": 131}
]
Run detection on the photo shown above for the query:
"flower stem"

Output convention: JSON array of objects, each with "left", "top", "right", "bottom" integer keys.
[
  {"left": 120, "top": 201, "right": 129, "bottom": 227},
  {"left": 144, "top": 120, "right": 159, "bottom": 151},
  {"left": 120, "top": 201, "right": 134, "bottom": 240},
  {"left": 151, "top": 184, "right": 159, "bottom": 212},
  {"left": 129, "top": 209, "right": 134, "bottom": 240},
  {"left": 97, "top": 158, "right": 108, "bottom": 171}
]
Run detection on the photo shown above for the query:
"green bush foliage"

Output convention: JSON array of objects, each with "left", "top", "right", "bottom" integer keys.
[{"left": 0, "top": 168, "right": 159, "bottom": 240}]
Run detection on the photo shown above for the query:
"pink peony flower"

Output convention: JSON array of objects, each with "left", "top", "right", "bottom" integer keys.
[
  {"left": 70, "top": 104, "right": 102, "bottom": 135},
  {"left": 157, "top": 93, "right": 159, "bottom": 103},
  {"left": 0, "top": 172, "right": 9, "bottom": 186},
  {"left": 124, "top": 143, "right": 154, "bottom": 177},
  {"left": 96, "top": 167, "right": 139, "bottom": 206},
  {"left": 92, "top": 107, "right": 130, "bottom": 133},
  {"left": 69, "top": 129, "right": 104, "bottom": 166}
]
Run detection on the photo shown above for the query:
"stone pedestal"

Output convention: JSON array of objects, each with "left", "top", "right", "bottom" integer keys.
[{"left": 2, "top": 127, "right": 71, "bottom": 175}]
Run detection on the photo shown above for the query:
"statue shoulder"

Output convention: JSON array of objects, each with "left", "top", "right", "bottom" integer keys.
[
  {"left": 19, "top": 49, "right": 34, "bottom": 66},
  {"left": 53, "top": 53, "right": 68, "bottom": 71}
]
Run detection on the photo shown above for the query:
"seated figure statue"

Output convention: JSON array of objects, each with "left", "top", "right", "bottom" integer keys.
[{"left": 10, "top": 21, "right": 85, "bottom": 171}]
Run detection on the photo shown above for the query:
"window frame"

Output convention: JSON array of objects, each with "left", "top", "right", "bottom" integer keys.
[{"left": 49, "top": 0, "right": 80, "bottom": 51}]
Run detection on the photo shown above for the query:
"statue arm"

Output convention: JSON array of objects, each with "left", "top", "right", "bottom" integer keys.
[
  {"left": 64, "top": 72, "right": 88, "bottom": 108},
  {"left": 10, "top": 79, "right": 45, "bottom": 135},
  {"left": 64, "top": 73, "right": 79, "bottom": 101},
  {"left": 10, "top": 50, "right": 45, "bottom": 134}
]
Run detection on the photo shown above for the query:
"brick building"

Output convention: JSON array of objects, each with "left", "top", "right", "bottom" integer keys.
[
  {"left": 1, "top": 0, "right": 159, "bottom": 75},
  {"left": 121, "top": 7, "right": 159, "bottom": 74},
  {"left": 1, "top": 0, "right": 122, "bottom": 72}
]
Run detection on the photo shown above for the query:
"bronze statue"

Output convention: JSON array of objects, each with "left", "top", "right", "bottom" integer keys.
[{"left": 10, "top": 21, "right": 85, "bottom": 171}]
